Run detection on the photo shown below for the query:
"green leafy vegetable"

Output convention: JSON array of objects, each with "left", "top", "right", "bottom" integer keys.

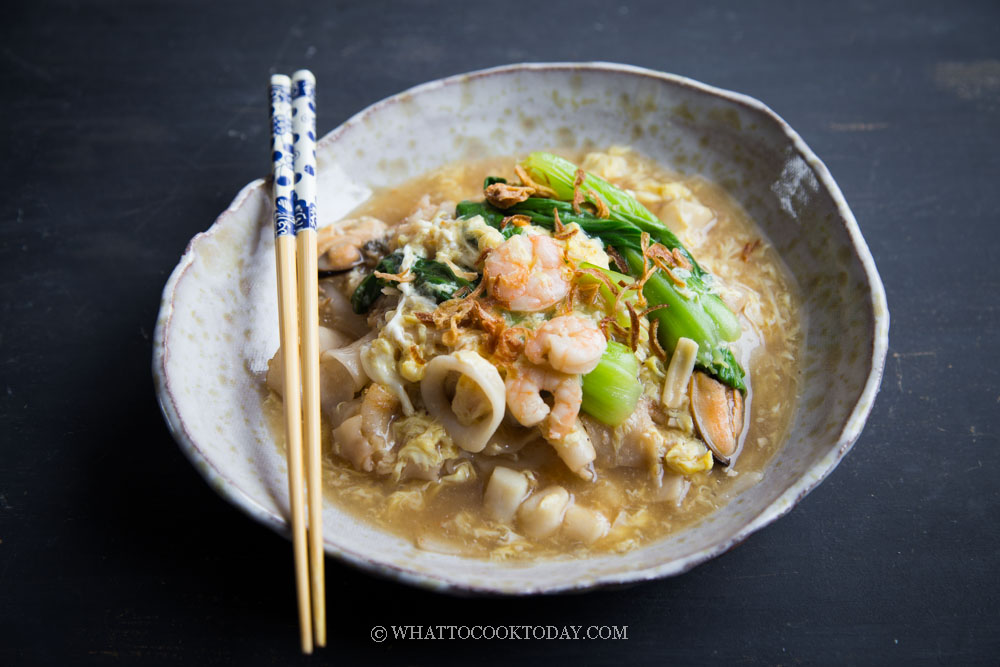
[
  {"left": 455, "top": 200, "right": 521, "bottom": 239},
  {"left": 521, "top": 152, "right": 701, "bottom": 267},
  {"left": 577, "top": 259, "right": 743, "bottom": 391},
  {"left": 516, "top": 152, "right": 746, "bottom": 391},
  {"left": 351, "top": 252, "right": 477, "bottom": 314},
  {"left": 620, "top": 248, "right": 745, "bottom": 392},
  {"left": 581, "top": 341, "right": 643, "bottom": 425},
  {"left": 458, "top": 193, "right": 648, "bottom": 248},
  {"left": 511, "top": 198, "right": 646, "bottom": 250},
  {"left": 576, "top": 261, "right": 638, "bottom": 329},
  {"left": 521, "top": 151, "right": 663, "bottom": 227}
]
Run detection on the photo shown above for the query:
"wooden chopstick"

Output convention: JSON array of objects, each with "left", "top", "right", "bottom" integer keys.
[
  {"left": 268, "top": 74, "right": 313, "bottom": 654},
  {"left": 290, "top": 69, "right": 327, "bottom": 648}
]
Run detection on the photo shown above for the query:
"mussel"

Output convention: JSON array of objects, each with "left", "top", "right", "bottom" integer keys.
[{"left": 689, "top": 371, "right": 745, "bottom": 465}]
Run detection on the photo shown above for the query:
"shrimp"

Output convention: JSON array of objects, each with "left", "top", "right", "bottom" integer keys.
[
  {"left": 525, "top": 315, "right": 607, "bottom": 375},
  {"left": 548, "top": 421, "right": 597, "bottom": 481},
  {"left": 483, "top": 234, "right": 569, "bottom": 312},
  {"left": 504, "top": 362, "right": 581, "bottom": 439},
  {"left": 317, "top": 216, "right": 388, "bottom": 271}
]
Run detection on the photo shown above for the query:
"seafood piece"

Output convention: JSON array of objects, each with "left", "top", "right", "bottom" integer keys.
[
  {"left": 360, "top": 383, "right": 399, "bottom": 465},
  {"left": 689, "top": 371, "right": 745, "bottom": 465},
  {"left": 547, "top": 422, "right": 597, "bottom": 481},
  {"left": 481, "top": 415, "right": 543, "bottom": 457},
  {"left": 331, "top": 414, "right": 372, "bottom": 472},
  {"left": 504, "top": 362, "right": 582, "bottom": 440},
  {"left": 266, "top": 326, "right": 351, "bottom": 396},
  {"left": 483, "top": 466, "right": 531, "bottom": 522},
  {"left": 267, "top": 326, "right": 359, "bottom": 416},
  {"left": 420, "top": 350, "right": 506, "bottom": 453},
  {"left": 321, "top": 331, "right": 376, "bottom": 414},
  {"left": 517, "top": 486, "right": 571, "bottom": 539},
  {"left": 654, "top": 472, "right": 691, "bottom": 506},
  {"left": 562, "top": 505, "right": 610, "bottom": 544},
  {"left": 319, "top": 281, "right": 371, "bottom": 338},
  {"left": 483, "top": 233, "right": 570, "bottom": 312},
  {"left": 451, "top": 375, "right": 492, "bottom": 425},
  {"left": 316, "top": 216, "right": 388, "bottom": 271},
  {"left": 661, "top": 337, "right": 698, "bottom": 410},
  {"left": 525, "top": 315, "right": 607, "bottom": 375}
]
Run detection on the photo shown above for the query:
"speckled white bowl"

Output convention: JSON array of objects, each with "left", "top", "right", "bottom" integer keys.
[{"left": 153, "top": 63, "right": 888, "bottom": 594}]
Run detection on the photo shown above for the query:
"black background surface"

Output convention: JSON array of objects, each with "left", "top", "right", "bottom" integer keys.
[{"left": 2, "top": 1, "right": 998, "bottom": 665}]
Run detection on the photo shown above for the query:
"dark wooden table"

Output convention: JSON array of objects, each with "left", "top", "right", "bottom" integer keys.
[{"left": 3, "top": 1, "right": 998, "bottom": 664}]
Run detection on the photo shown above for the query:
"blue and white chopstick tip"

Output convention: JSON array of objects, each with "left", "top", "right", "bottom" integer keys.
[
  {"left": 291, "top": 69, "right": 317, "bottom": 234},
  {"left": 269, "top": 74, "right": 294, "bottom": 237}
]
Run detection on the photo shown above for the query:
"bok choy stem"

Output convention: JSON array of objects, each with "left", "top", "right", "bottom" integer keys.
[
  {"left": 581, "top": 341, "right": 642, "bottom": 426},
  {"left": 620, "top": 248, "right": 745, "bottom": 391},
  {"left": 517, "top": 152, "right": 746, "bottom": 391}
]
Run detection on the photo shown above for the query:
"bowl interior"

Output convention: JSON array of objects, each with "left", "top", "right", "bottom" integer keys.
[{"left": 154, "top": 63, "right": 887, "bottom": 593}]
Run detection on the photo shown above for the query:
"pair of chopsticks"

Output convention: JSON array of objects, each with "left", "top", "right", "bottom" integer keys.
[{"left": 268, "top": 70, "right": 326, "bottom": 654}]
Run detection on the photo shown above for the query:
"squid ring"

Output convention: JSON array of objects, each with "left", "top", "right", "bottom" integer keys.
[{"left": 420, "top": 350, "right": 505, "bottom": 453}]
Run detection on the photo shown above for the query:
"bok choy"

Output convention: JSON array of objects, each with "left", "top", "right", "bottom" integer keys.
[
  {"left": 581, "top": 341, "right": 642, "bottom": 426},
  {"left": 458, "top": 151, "right": 746, "bottom": 391}
]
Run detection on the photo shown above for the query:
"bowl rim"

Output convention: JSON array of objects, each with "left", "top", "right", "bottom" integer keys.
[{"left": 153, "top": 61, "right": 889, "bottom": 594}]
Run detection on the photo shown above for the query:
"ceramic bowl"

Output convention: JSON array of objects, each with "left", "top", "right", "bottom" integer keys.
[{"left": 153, "top": 62, "right": 888, "bottom": 594}]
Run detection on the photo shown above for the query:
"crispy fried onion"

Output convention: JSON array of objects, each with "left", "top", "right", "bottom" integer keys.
[
  {"left": 618, "top": 233, "right": 655, "bottom": 307},
  {"left": 374, "top": 268, "right": 415, "bottom": 282},
  {"left": 573, "top": 263, "right": 670, "bottom": 353},
  {"left": 575, "top": 266, "right": 618, "bottom": 294},
  {"left": 514, "top": 164, "right": 558, "bottom": 199},
  {"left": 440, "top": 257, "right": 479, "bottom": 281},
  {"left": 560, "top": 266, "right": 603, "bottom": 316},
  {"left": 567, "top": 168, "right": 611, "bottom": 219},
  {"left": 625, "top": 302, "right": 640, "bottom": 351},
  {"left": 552, "top": 207, "right": 577, "bottom": 240},
  {"left": 649, "top": 319, "right": 667, "bottom": 361},
  {"left": 571, "top": 169, "right": 586, "bottom": 214},
  {"left": 646, "top": 243, "right": 692, "bottom": 276},
  {"left": 474, "top": 246, "right": 494, "bottom": 268},
  {"left": 408, "top": 344, "right": 425, "bottom": 365},
  {"left": 672, "top": 247, "right": 692, "bottom": 270},
  {"left": 577, "top": 266, "right": 640, "bottom": 348},
  {"left": 586, "top": 189, "right": 610, "bottom": 218},
  {"left": 639, "top": 303, "right": 669, "bottom": 351},
  {"left": 603, "top": 302, "right": 670, "bottom": 352},
  {"left": 605, "top": 244, "right": 628, "bottom": 273},
  {"left": 485, "top": 182, "right": 534, "bottom": 209},
  {"left": 633, "top": 235, "right": 688, "bottom": 290},
  {"left": 493, "top": 326, "right": 530, "bottom": 364},
  {"left": 598, "top": 317, "right": 626, "bottom": 346},
  {"left": 415, "top": 282, "right": 519, "bottom": 355},
  {"left": 741, "top": 239, "right": 761, "bottom": 261},
  {"left": 575, "top": 280, "right": 601, "bottom": 307}
]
